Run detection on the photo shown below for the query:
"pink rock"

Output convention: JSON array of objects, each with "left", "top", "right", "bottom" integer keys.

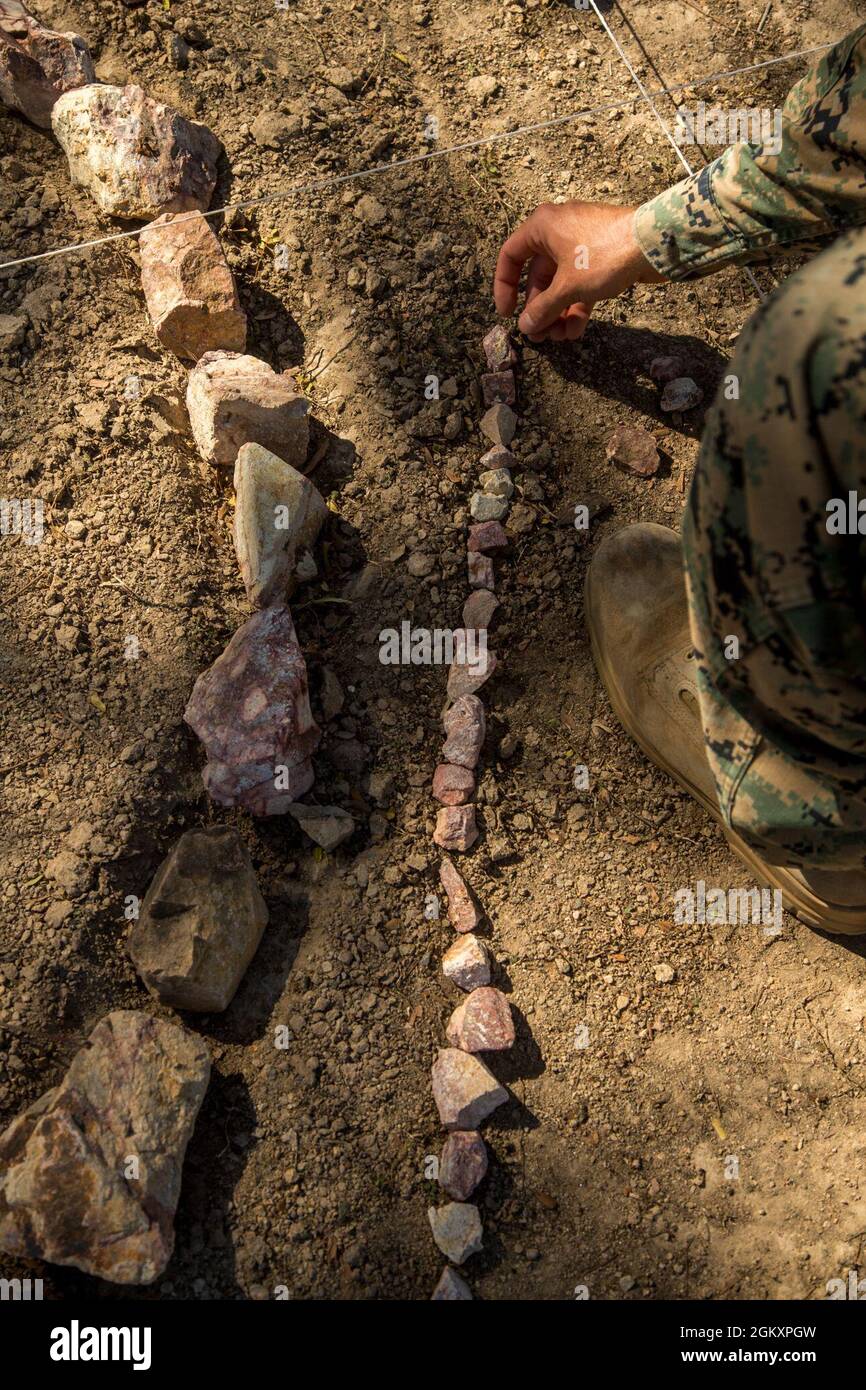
[
  {"left": 482, "top": 325, "right": 516, "bottom": 372},
  {"left": 439, "top": 859, "right": 482, "bottom": 933},
  {"left": 433, "top": 763, "right": 474, "bottom": 807},
  {"left": 442, "top": 933, "right": 489, "bottom": 989},
  {"left": 468, "top": 521, "right": 508, "bottom": 553},
  {"left": 431, "top": 1047, "right": 508, "bottom": 1129},
  {"left": 479, "top": 445, "right": 516, "bottom": 473},
  {"left": 187, "top": 351, "right": 309, "bottom": 468},
  {"left": 446, "top": 986, "right": 515, "bottom": 1053},
  {"left": 52, "top": 84, "right": 221, "bottom": 220},
  {"left": 605, "top": 424, "right": 659, "bottom": 478},
  {"left": 446, "top": 632, "right": 497, "bottom": 701},
  {"left": 440, "top": 1130, "right": 488, "bottom": 1201},
  {"left": 462, "top": 588, "right": 498, "bottom": 630},
  {"left": 0, "top": 0, "right": 94, "bottom": 129},
  {"left": 431, "top": 1266, "right": 473, "bottom": 1300},
  {"left": 139, "top": 212, "right": 246, "bottom": 363},
  {"left": 467, "top": 551, "right": 494, "bottom": 590},
  {"left": 184, "top": 603, "right": 320, "bottom": 815},
  {"left": 433, "top": 805, "right": 478, "bottom": 853},
  {"left": 481, "top": 370, "right": 516, "bottom": 407},
  {"left": 442, "top": 694, "right": 485, "bottom": 769},
  {"left": 649, "top": 354, "right": 683, "bottom": 385}
]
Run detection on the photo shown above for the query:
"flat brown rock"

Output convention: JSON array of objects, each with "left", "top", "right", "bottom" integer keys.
[
  {"left": 605, "top": 423, "right": 660, "bottom": 477},
  {"left": 442, "top": 695, "right": 485, "bottom": 770},
  {"left": 442, "top": 933, "right": 490, "bottom": 989},
  {"left": 128, "top": 826, "right": 268, "bottom": 1012},
  {"left": 187, "top": 351, "right": 310, "bottom": 469},
  {"left": 440, "top": 1130, "right": 488, "bottom": 1201},
  {"left": 431, "top": 1047, "right": 508, "bottom": 1130},
  {"left": 432, "top": 763, "right": 474, "bottom": 807},
  {"left": 140, "top": 211, "right": 246, "bottom": 363},
  {"left": 439, "top": 859, "right": 482, "bottom": 933},
  {"left": 446, "top": 986, "right": 515, "bottom": 1052},
  {"left": 433, "top": 805, "right": 478, "bottom": 852},
  {"left": 0, "top": 1011, "right": 210, "bottom": 1284}
]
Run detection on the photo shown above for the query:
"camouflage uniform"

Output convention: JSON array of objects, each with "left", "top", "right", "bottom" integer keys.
[{"left": 633, "top": 25, "right": 866, "bottom": 867}]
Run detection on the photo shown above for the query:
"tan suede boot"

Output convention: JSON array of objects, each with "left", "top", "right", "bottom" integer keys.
[{"left": 585, "top": 523, "right": 866, "bottom": 935}]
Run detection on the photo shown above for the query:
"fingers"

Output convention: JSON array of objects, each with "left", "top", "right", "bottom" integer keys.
[
  {"left": 492, "top": 211, "right": 546, "bottom": 315},
  {"left": 517, "top": 270, "right": 577, "bottom": 336}
]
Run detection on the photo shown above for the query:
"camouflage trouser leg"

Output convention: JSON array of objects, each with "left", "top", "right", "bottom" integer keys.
[{"left": 683, "top": 227, "right": 866, "bottom": 869}]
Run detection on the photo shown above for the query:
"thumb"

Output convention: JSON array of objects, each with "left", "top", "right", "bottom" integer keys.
[{"left": 518, "top": 273, "right": 577, "bottom": 335}]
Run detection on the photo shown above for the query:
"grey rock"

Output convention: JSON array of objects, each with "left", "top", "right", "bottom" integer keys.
[
  {"left": 427, "top": 1202, "right": 483, "bottom": 1264},
  {"left": 287, "top": 803, "right": 354, "bottom": 851},
  {"left": 234, "top": 443, "right": 327, "bottom": 606}
]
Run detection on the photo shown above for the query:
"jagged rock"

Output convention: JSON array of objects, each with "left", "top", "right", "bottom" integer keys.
[
  {"left": 481, "top": 370, "right": 515, "bottom": 407},
  {"left": 0, "top": 1, "right": 94, "bottom": 129},
  {"left": 440, "top": 1131, "right": 488, "bottom": 1201},
  {"left": 0, "top": 1011, "right": 209, "bottom": 1284},
  {"left": 661, "top": 376, "right": 704, "bottom": 412},
  {"left": 432, "top": 1048, "right": 507, "bottom": 1129},
  {"left": 446, "top": 633, "right": 497, "bottom": 701},
  {"left": 52, "top": 84, "right": 221, "bottom": 220},
  {"left": 482, "top": 324, "right": 516, "bottom": 372},
  {"left": 479, "top": 402, "right": 517, "bottom": 447},
  {"left": 433, "top": 763, "right": 474, "bottom": 807},
  {"left": 467, "top": 552, "right": 494, "bottom": 589},
  {"left": 605, "top": 424, "right": 659, "bottom": 478},
  {"left": 128, "top": 827, "right": 268, "bottom": 1012},
  {"left": 184, "top": 603, "right": 319, "bottom": 814},
  {"left": 479, "top": 467, "right": 513, "bottom": 498},
  {"left": 442, "top": 933, "right": 489, "bottom": 988},
  {"left": 446, "top": 986, "right": 515, "bottom": 1052},
  {"left": 428, "top": 1203, "right": 483, "bottom": 1265},
  {"left": 0, "top": 312, "right": 27, "bottom": 352},
  {"left": 649, "top": 354, "right": 683, "bottom": 385},
  {"left": 467, "top": 520, "right": 508, "bottom": 553},
  {"left": 434, "top": 805, "right": 478, "bottom": 852},
  {"left": 442, "top": 694, "right": 485, "bottom": 770},
  {"left": 479, "top": 444, "right": 515, "bottom": 472},
  {"left": 233, "top": 443, "right": 327, "bottom": 606},
  {"left": 431, "top": 1266, "right": 473, "bottom": 1300},
  {"left": 439, "top": 859, "right": 482, "bottom": 933},
  {"left": 463, "top": 589, "right": 499, "bottom": 630},
  {"left": 286, "top": 802, "right": 354, "bottom": 851},
  {"left": 470, "top": 492, "right": 508, "bottom": 523},
  {"left": 139, "top": 211, "right": 246, "bottom": 363},
  {"left": 187, "top": 351, "right": 309, "bottom": 469}
]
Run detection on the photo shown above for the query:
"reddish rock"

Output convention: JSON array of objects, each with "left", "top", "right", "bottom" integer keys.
[
  {"left": 446, "top": 986, "right": 515, "bottom": 1053},
  {"left": 440, "top": 1130, "right": 488, "bottom": 1201},
  {"left": 462, "top": 588, "right": 498, "bottom": 630},
  {"left": 468, "top": 520, "right": 508, "bottom": 553},
  {"left": 442, "top": 694, "right": 485, "bottom": 769},
  {"left": 482, "top": 324, "right": 516, "bottom": 372},
  {"left": 649, "top": 354, "right": 683, "bottom": 385},
  {"left": 433, "top": 805, "right": 478, "bottom": 852},
  {"left": 139, "top": 211, "right": 246, "bottom": 363},
  {"left": 446, "top": 632, "right": 497, "bottom": 701},
  {"left": 480, "top": 402, "right": 517, "bottom": 447},
  {"left": 605, "top": 423, "right": 660, "bottom": 478},
  {"left": 184, "top": 603, "right": 320, "bottom": 815},
  {"left": 52, "top": 83, "right": 221, "bottom": 220},
  {"left": 479, "top": 444, "right": 516, "bottom": 473},
  {"left": 0, "top": 0, "right": 94, "bottom": 129},
  {"left": 431, "top": 1266, "right": 473, "bottom": 1300},
  {"left": 0, "top": 1011, "right": 209, "bottom": 1284},
  {"left": 433, "top": 763, "right": 475, "bottom": 807},
  {"left": 442, "top": 932, "right": 489, "bottom": 988},
  {"left": 481, "top": 370, "right": 516, "bottom": 407},
  {"left": 187, "top": 351, "right": 310, "bottom": 468},
  {"left": 431, "top": 1047, "right": 508, "bottom": 1129},
  {"left": 439, "top": 860, "right": 482, "bottom": 933},
  {"left": 467, "top": 551, "right": 494, "bottom": 590}
]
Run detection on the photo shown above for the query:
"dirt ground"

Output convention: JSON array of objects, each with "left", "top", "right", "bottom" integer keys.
[{"left": 2, "top": 0, "right": 866, "bottom": 1302}]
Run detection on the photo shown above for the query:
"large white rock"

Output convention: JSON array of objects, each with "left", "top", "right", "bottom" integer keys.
[{"left": 52, "top": 83, "right": 221, "bottom": 220}]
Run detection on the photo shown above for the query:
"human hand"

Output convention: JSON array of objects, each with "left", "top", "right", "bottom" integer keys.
[{"left": 493, "top": 200, "right": 665, "bottom": 342}]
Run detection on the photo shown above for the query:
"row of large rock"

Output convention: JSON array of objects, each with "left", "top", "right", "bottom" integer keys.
[{"left": 429, "top": 330, "right": 522, "bottom": 1300}]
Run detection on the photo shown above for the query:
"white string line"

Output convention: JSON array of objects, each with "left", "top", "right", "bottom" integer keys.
[
  {"left": 0, "top": 42, "right": 831, "bottom": 274},
  {"left": 587, "top": 0, "right": 765, "bottom": 298}
]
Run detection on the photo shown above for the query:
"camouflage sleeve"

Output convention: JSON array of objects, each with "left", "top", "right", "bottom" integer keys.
[{"left": 633, "top": 25, "right": 866, "bottom": 280}]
